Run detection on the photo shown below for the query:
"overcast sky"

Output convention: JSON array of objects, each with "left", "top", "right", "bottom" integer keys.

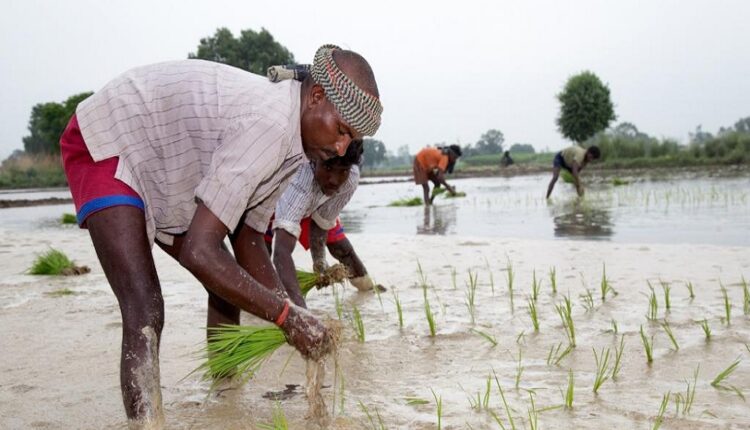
[{"left": 1, "top": 0, "right": 748, "bottom": 160}]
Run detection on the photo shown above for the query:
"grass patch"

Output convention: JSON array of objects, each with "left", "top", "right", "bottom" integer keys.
[
  {"left": 423, "top": 286, "right": 436, "bottom": 337},
  {"left": 710, "top": 358, "right": 744, "bottom": 399},
  {"left": 612, "top": 335, "right": 625, "bottom": 380},
  {"left": 661, "top": 320, "right": 679, "bottom": 351},
  {"left": 674, "top": 365, "right": 699, "bottom": 416},
  {"left": 600, "top": 263, "right": 617, "bottom": 301},
  {"left": 563, "top": 368, "right": 574, "bottom": 409},
  {"left": 547, "top": 342, "right": 573, "bottom": 366},
  {"left": 660, "top": 279, "right": 672, "bottom": 312},
  {"left": 527, "top": 297, "right": 539, "bottom": 332},
  {"left": 388, "top": 197, "right": 423, "bottom": 207},
  {"left": 555, "top": 294, "right": 576, "bottom": 347},
  {"left": 652, "top": 391, "right": 670, "bottom": 430},
  {"left": 29, "top": 248, "right": 75, "bottom": 275},
  {"left": 61, "top": 213, "right": 77, "bottom": 224},
  {"left": 646, "top": 283, "right": 658, "bottom": 321},
  {"left": 471, "top": 328, "right": 498, "bottom": 347}
]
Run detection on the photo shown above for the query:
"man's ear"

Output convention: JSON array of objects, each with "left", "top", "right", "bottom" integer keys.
[{"left": 307, "top": 84, "right": 326, "bottom": 108}]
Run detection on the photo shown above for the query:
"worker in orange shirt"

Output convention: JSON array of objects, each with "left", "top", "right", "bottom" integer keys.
[{"left": 413, "top": 144, "right": 462, "bottom": 205}]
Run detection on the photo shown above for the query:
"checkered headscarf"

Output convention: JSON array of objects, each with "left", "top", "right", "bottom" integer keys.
[{"left": 267, "top": 44, "right": 383, "bottom": 136}]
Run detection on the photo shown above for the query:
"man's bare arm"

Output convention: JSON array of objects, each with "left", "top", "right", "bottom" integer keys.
[{"left": 271, "top": 229, "right": 306, "bottom": 308}]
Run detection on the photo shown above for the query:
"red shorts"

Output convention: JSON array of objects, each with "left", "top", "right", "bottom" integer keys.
[
  {"left": 265, "top": 216, "right": 346, "bottom": 250},
  {"left": 60, "top": 114, "right": 144, "bottom": 227}
]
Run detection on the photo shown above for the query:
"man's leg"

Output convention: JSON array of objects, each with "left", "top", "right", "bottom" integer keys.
[
  {"left": 546, "top": 167, "right": 561, "bottom": 199},
  {"left": 86, "top": 206, "right": 165, "bottom": 427},
  {"left": 156, "top": 237, "right": 240, "bottom": 336},
  {"left": 422, "top": 183, "right": 431, "bottom": 206}
]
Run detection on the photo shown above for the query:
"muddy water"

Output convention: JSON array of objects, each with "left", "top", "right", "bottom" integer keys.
[
  {"left": 1, "top": 172, "right": 749, "bottom": 429},
  {"left": 345, "top": 171, "right": 750, "bottom": 246}
]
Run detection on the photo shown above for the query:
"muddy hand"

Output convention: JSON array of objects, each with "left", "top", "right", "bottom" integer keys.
[{"left": 280, "top": 304, "right": 331, "bottom": 360}]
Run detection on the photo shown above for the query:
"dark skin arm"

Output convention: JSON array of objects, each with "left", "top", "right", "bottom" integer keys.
[
  {"left": 570, "top": 162, "right": 585, "bottom": 197},
  {"left": 271, "top": 229, "right": 307, "bottom": 308},
  {"left": 178, "top": 203, "right": 325, "bottom": 357},
  {"left": 309, "top": 220, "right": 329, "bottom": 274},
  {"left": 428, "top": 170, "right": 456, "bottom": 204}
]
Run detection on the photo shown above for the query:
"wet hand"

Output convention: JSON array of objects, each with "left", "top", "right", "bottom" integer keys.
[{"left": 280, "top": 304, "right": 331, "bottom": 360}]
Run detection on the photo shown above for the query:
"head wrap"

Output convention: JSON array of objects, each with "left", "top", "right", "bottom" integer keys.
[{"left": 267, "top": 44, "right": 383, "bottom": 137}]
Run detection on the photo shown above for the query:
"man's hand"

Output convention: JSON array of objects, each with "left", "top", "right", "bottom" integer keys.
[{"left": 280, "top": 304, "right": 331, "bottom": 360}]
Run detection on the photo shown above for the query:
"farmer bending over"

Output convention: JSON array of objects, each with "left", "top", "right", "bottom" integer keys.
[
  {"left": 266, "top": 137, "right": 382, "bottom": 307},
  {"left": 413, "top": 144, "right": 462, "bottom": 205},
  {"left": 546, "top": 145, "right": 601, "bottom": 199},
  {"left": 60, "top": 44, "right": 382, "bottom": 428}
]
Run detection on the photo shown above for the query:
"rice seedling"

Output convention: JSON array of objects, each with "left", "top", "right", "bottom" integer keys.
[
  {"left": 333, "top": 285, "right": 343, "bottom": 320},
  {"left": 298, "top": 265, "right": 351, "bottom": 296},
  {"left": 423, "top": 287, "right": 437, "bottom": 337},
  {"left": 742, "top": 276, "right": 749, "bottom": 316},
  {"left": 685, "top": 281, "right": 695, "bottom": 300},
  {"left": 444, "top": 191, "right": 467, "bottom": 198},
  {"left": 710, "top": 358, "right": 744, "bottom": 399},
  {"left": 600, "top": 263, "right": 617, "bottom": 302},
  {"left": 392, "top": 290, "right": 403, "bottom": 329},
  {"left": 61, "top": 213, "right": 77, "bottom": 224},
  {"left": 612, "top": 335, "right": 625, "bottom": 380},
  {"left": 416, "top": 260, "right": 428, "bottom": 288},
  {"left": 646, "top": 283, "right": 659, "bottom": 321},
  {"left": 531, "top": 269, "right": 541, "bottom": 302},
  {"left": 195, "top": 324, "right": 286, "bottom": 385},
  {"left": 660, "top": 279, "right": 672, "bottom": 312},
  {"left": 546, "top": 342, "right": 573, "bottom": 366},
  {"left": 431, "top": 388, "right": 443, "bottom": 430},
  {"left": 351, "top": 305, "right": 365, "bottom": 342},
  {"left": 516, "top": 330, "right": 526, "bottom": 345},
  {"left": 563, "top": 369, "right": 574, "bottom": 409},
  {"left": 698, "top": 318, "right": 711, "bottom": 340},
  {"left": 358, "top": 401, "right": 387, "bottom": 430},
  {"left": 549, "top": 266, "right": 557, "bottom": 294},
  {"left": 527, "top": 297, "right": 539, "bottom": 332},
  {"left": 640, "top": 325, "right": 654, "bottom": 363},
  {"left": 451, "top": 266, "right": 457, "bottom": 290},
  {"left": 465, "top": 375, "right": 493, "bottom": 411},
  {"left": 256, "top": 401, "right": 288, "bottom": 430},
  {"left": 484, "top": 257, "right": 495, "bottom": 295},
  {"left": 492, "top": 370, "right": 518, "bottom": 430},
  {"left": 661, "top": 320, "right": 679, "bottom": 351},
  {"left": 720, "top": 282, "right": 731, "bottom": 325},
  {"left": 388, "top": 197, "right": 422, "bottom": 207},
  {"left": 28, "top": 248, "right": 75, "bottom": 275},
  {"left": 673, "top": 365, "right": 699, "bottom": 416},
  {"left": 515, "top": 349, "right": 524, "bottom": 389},
  {"left": 580, "top": 289, "right": 595, "bottom": 312},
  {"left": 404, "top": 396, "right": 430, "bottom": 406},
  {"left": 506, "top": 256, "right": 515, "bottom": 309},
  {"left": 610, "top": 319, "right": 619, "bottom": 335},
  {"left": 651, "top": 391, "right": 670, "bottom": 430},
  {"left": 44, "top": 288, "right": 75, "bottom": 297},
  {"left": 527, "top": 393, "right": 539, "bottom": 430},
  {"left": 592, "top": 346, "right": 611, "bottom": 394},
  {"left": 472, "top": 328, "right": 498, "bottom": 347},
  {"left": 465, "top": 270, "right": 478, "bottom": 324},
  {"left": 555, "top": 295, "right": 576, "bottom": 347}
]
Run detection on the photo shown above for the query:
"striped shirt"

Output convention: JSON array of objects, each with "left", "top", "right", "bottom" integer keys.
[
  {"left": 75, "top": 60, "right": 305, "bottom": 245},
  {"left": 273, "top": 164, "right": 359, "bottom": 238}
]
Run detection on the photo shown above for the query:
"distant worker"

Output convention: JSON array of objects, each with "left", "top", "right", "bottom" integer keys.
[
  {"left": 413, "top": 144, "right": 462, "bottom": 205},
  {"left": 500, "top": 150, "right": 514, "bottom": 167},
  {"left": 546, "top": 145, "right": 601, "bottom": 198}
]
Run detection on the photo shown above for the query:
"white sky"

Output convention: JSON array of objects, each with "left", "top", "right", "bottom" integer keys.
[{"left": 1, "top": 0, "right": 748, "bottom": 160}]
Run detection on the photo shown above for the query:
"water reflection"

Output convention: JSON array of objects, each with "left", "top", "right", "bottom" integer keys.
[
  {"left": 417, "top": 204, "right": 456, "bottom": 235},
  {"left": 551, "top": 199, "right": 614, "bottom": 239}
]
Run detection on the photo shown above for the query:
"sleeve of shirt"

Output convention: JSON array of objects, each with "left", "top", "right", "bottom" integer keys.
[
  {"left": 195, "top": 115, "right": 285, "bottom": 232},
  {"left": 272, "top": 166, "right": 315, "bottom": 239},
  {"left": 311, "top": 165, "right": 360, "bottom": 230}
]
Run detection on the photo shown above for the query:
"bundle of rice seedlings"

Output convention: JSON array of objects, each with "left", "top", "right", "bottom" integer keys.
[
  {"left": 29, "top": 248, "right": 89, "bottom": 275},
  {"left": 297, "top": 264, "right": 350, "bottom": 296},
  {"left": 197, "top": 324, "right": 287, "bottom": 383},
  {"left": 444, "top": 191, "right": 467, "bottom": 198},
  {"left": 388, "top": 197, "right": 423, "bottom": 207},
  {"left": 431, "top": 186, "right": 447, "bottom": 198},
  {"left": 61, "top": 213, "right": 77, "bottom": 224},
  {"left": 561, "top": 170, "right": 575, "bottom": 184}
]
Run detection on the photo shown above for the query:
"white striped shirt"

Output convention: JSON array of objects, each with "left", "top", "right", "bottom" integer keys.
[
  {"left": 273, "top": 164, "right": 359, "bottom": 238},
  {"left": 76, "top": 60, "right": 305, "bottom": 245}
]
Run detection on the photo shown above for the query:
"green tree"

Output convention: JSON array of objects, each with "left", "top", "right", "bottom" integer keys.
[
  {"left": 556, "top": 71, "right": 616, "bottom": 144},
  {"left": 509, "top": 143, "right": 535, "bottom": 153},
  {"left": 362, "top": 138, "right": 386, "bottom": 169},
  {"left": 475, "top": 129, "right": 504, "bottom": 155},
  {"left": 189, "top": 27, "right": 295, "bottom": 74},
  {"left": 23, "top": 92, "right": 92, "bottom": 154}
]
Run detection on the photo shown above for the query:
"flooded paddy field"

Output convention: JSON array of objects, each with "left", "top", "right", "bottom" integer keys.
[{"left": 0, "top": 170, "right": 748, "bottom": 429}]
